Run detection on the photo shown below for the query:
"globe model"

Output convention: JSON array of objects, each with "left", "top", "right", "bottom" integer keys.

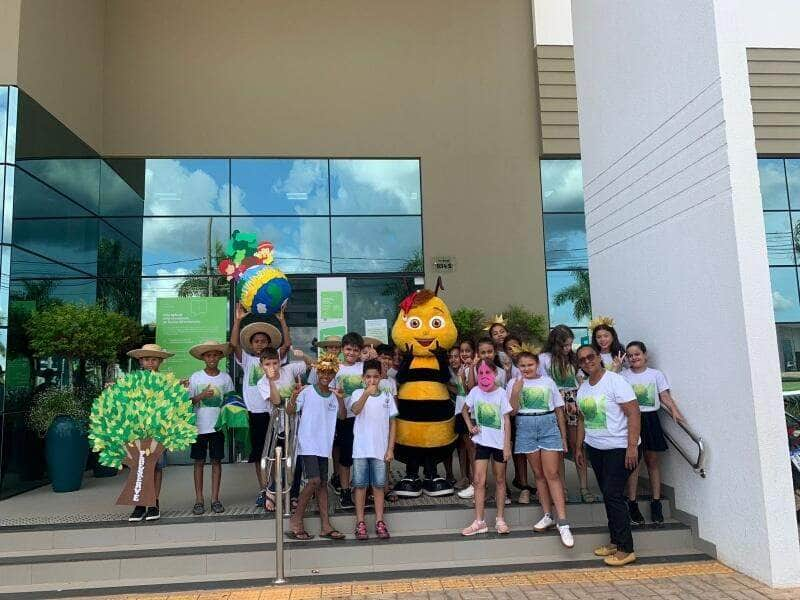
[{"left": 237, "top": 264, "right": 292, "bottom": 316}]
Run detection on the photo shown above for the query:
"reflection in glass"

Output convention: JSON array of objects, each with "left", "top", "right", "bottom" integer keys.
[
  {"left": 10, "top": 246, "right": 89, "bottom": 279},
  {"left": 776, "top": 323, "right": 800, "bottom": 373},
  {"left": 546, "top": 269, "right": 590, "bottom": 328},
  {"left": 541, "top": 160, "right": 584, "bottom": 213},
  {"left": 283, "top": 277, "right": 317, "bottom": 354},
  {"left": 543, "top": 214, "right": 588, "bottom": 269},
  {"left": 13, "top": 218, "right": 98, "bottom": 276},
  {"left": 331, "top": 159, "right": 421, "bottom": 215},
  {"left": 231, "top": 216, "right": 330, "bottom": 274},
  {"left": 0, "top": 86, "right": 7, "bottom": 163},
  {"left": 4, "top": 87, "right": 16, "bottom": 164},
  {"left": 16, "top": 159, "right": 100, "bottom": 214},
  {"left": 769, "top": 267, "right": 800, "bottom": 322},
  {"left": 347, "top": 277, "right": 415, "bottom": 338},
  {"left": 100, "top": 160, "right": 145, "bottom": 217},
  {"left": 232, "top": 159, "right": 328, "bottom": 215},
  {"left": 331, "top": 216, "right": 422, "bottom": 273},
  {"left": 142, "top": 216, "right": 229, "bottom": 276},
  {"left": 787, "top": 159, "right": 800, "bottom": 211},
  {"left": 3, "top": 165, "right": 13, "bottom": 242},
  {"left": 12, "top": 167, "right": 93, "bottom": 218},
  {"left": 0, "top": 411, "right": 48, "bottom": 499},
  {"left": 0, "top": 246, "right": 9, "bottom": 326},
  {"left": 758, "top": 158, "right": 789, "bottom": 210},
  {"left": 10, "top": 278, "right": 97, "bottom": 306},
  {"left": 140, "top": 276, "right": 228, "bottom": 326},
  {"left": 145, "top": 159, "right": 229, "bottom": 216},
  {"left": 764, "top": 212, "right": 794, "bottom": 266}
]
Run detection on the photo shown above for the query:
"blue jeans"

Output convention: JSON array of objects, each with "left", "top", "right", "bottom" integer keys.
[{"left": 352, "top": 458, "right": 387, "bottom": 488}]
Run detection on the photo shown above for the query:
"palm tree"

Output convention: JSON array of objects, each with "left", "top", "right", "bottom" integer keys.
[
  {"left": 177, "top": 240, "right": 229, "bottom": 298},
  {"left": 381, "top": 249, "right": 424, "bottom": 308},
  {"left": 553, "top": 268, "right": 592, "bottom": 322}
]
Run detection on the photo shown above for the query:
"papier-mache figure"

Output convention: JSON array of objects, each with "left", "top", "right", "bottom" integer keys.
[{"left": 391, "top": 280, "right": 459, "bottom": 498}]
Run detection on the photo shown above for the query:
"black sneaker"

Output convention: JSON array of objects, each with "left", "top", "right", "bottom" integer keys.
[
  {"left": 145, "top": 503, "right": 161, "bottom": 521},
  {"left": 650, "top": 499, "right": 664, "bottom": 526},
  {"left": 394, "top": 477, "right": 423, "bottom": 498},
  {"left": 339, "top": 488, "right": 355, "bottom": 509},
  {"left": 628, "top": 500, "right": 646, "bottom": 526},
  {"left": 128, "top": 506, "right": 146, "bottom": 522},
  {"left": 330, "top": 474, "right": 342, "bottom": 495},
  {"left": 422, "top": 477, "right": 454, "bottom": 497}
]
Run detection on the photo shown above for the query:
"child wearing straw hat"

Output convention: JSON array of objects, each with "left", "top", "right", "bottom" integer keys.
[
  {"left": 125, "top": 343, "right": 175, "bottom": 522},
  {"left": 188, "top": 340, "right": 234, "bottom": 515}
]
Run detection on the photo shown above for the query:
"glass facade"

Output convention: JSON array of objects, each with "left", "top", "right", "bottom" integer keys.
[
  {"left": 540, "top": 159, "right": 589, "bottom": 343},
  {"left": 0, "top": 87, "right": 423, "bottom": 496}
]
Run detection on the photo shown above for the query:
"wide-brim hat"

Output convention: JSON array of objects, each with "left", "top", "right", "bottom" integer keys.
[
  {"left": 240, "top": 322, "right": 283, "bottom": 356},
  {"left": 315, "top": 335, "right": 342, "bottom": 349},
  {"left": 127, "top": 344, "right": 174, "bottom": 359},
  {"left": 189, "top": 340, "right": 232, "bottom": 361},
  {"left": 363, "top": 336, "right": 382, "bottom": 348}
]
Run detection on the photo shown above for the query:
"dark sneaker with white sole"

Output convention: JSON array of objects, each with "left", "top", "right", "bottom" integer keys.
[
  {"left": 339, "top": 488, "right": 355, "bottom": 509},
  {"left": 650, "top": 499, "right": 664, "bottom": 526},
  {"left": 422, "top": 477, "right": 454, "bottom": 497},
  {"left": 628, "top": 500, "right": 646, "bottom": 526},
  {"left": 128, "top": 506, "right": 146, "bottom": 522},
  {"left": 394, "top": 477, "right": 423, "bottom": 498},
  {"left": 145, "top": 503, "right": 161, "bottom": 521}
]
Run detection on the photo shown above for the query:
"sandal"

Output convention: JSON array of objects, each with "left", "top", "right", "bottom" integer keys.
[
  {"left": 319, "top": 529, "right": 346, "bottom": 540},
  {"left": 264, "top": 490, "right": 276, "bottom": 512},
  {"left": 286, "top": 529, "right": 314, "bottom": 540},
  {"left": 192, "top": 502, "right": 205, "bottom": 516},
  {"left": 580, "top": 488, "right": 598, "bottom": 503},
  {"left": 495, "top": 518, "right": 510, "bottom": 535},
  {"left": 375, "top": 520, "right": 391, "bottom": 539},
  {"left": 461, "top": 519, "right": 488, "bottom": 536},
  {"left": 355, "top": 520, "right": 369, "bottom": 541}
]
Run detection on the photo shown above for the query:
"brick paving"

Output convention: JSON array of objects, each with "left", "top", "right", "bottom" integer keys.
[{"left": 107, "top": 562, "right": 800, "bottom": 600}]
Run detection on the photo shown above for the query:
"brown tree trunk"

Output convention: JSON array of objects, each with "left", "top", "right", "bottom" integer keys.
[{"left": 116, "top": 438, "right": 164, "bottom": 506}]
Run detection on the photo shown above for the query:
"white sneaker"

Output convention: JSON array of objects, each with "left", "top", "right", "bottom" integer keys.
[
  {"left": 533, "top": 513, "right": 555, "bottom": 532},
  {"left": 457, "top": 484, "right": 475, "bottom": 499},
  {"left": 557, "top": 523, "right": 574, "bottom": 548}
]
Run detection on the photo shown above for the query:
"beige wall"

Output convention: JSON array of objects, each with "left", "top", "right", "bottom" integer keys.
[
  {"left": 0, "top": 0, "right": 21, "bottom": 85},
  {"left": 16, "top": 0, "right": 104, "bottom": 151},
  {"left": 747, "top": 48, "right": 800, "bottom": 155},
  {"left": 102, "top": 0, "right": 548, "bottom": 317}
]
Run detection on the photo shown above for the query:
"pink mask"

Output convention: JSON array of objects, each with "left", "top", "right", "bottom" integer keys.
[{"left": 477, "top": 364, "right": 495, "bottom": 391}]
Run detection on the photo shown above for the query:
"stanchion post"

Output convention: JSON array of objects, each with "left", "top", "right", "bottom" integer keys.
[{"left": 273, "top": 445, "right": 286, "bottom": 584}]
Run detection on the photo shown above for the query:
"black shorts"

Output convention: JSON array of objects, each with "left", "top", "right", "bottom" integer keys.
[
  {"left": 191, "top": 431, "right": 225, "bottom": 462},
  {"left": 475, "top": 443, "right": 505, "bottom": 463},
  {"left": 333, "top": 417, "right": 355, "bottom": 467},
  {"left": 248, "top": 412, "right": 270, "bottom": 463},
  {"left": 641, "top": 411, "right": 668, "bottom": 452},
  {"left": 300, "top": 455, "right": 329, "bottom": 481},
  {"left": 454, "top": 413, "right": 468, "bottom": 435}
]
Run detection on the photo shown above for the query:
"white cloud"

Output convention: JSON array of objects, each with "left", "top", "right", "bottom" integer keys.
[
  {"left": 333, "top": 159, "right": 420, "bottom": 213},
  {"left": 140, "top": 267, "right": 191, "bottom": 324},
  {"left": 773, "top": 289, "right": 796, "bottom": 312}
]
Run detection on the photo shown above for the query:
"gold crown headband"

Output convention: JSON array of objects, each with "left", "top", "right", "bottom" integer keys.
[
  {"left": 483, "top": 314, "right": 507, "bottom": 330},
  {"left": 316, "top": 352, "right": 340, "bottom": 374},
  {"left": 510, "top": 342, "right": 542, "bottom": 356},
  {"left": 588, "top": 315, "right": 615, "bottom": 333}
]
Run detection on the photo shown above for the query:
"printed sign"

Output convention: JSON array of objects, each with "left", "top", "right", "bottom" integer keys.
[
  {"left": 155, "top": 297, "right": 228, "bottom": 380},
  {"left": 432, "top": 256, "right": 455, "bottom": 273},
  {"left": 364, "top": 318, "right": 388, "bottom": 344},
  {"left": 317, "top": 277, "right": 348, "bottom": 351}
]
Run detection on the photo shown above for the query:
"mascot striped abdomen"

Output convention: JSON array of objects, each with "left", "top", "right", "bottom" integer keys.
[{"left": 392, "top": 287, "right": 458, "bottom": 497}]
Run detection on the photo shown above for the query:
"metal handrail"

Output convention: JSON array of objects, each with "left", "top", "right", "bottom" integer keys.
[{"left": 660, "top": 407, "right": 706, "bottom": 478}]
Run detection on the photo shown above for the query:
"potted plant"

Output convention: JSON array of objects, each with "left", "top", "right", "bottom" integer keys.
[{"left": 27, "top": 387, "right": 90, "bottom": 492}]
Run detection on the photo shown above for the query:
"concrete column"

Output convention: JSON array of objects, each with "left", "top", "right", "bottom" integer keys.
[{"left": 571, "top": 0, "right": 800, "bottom": 586}]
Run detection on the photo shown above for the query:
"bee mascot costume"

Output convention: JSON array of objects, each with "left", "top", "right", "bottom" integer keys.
[{"left": 392, "top": 281, "right": 458, "bottom": 497}]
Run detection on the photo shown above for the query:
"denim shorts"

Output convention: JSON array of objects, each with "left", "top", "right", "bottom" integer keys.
[
  {"left": 351, "top": 457, "right": 387, "bottom": 488},
  {"left": 515, "top": 412, "right": 564, "bottom": 453}
]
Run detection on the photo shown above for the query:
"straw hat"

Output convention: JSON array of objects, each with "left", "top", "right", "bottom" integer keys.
[
  {"left": 189, "top": 340, "right": 232, "bottom": 361},
  {"left": 363, "top": 336, "right": 382, "bottom": 348},
  {"left": 315, "top": 335, "right": 342, "bottom": 349},
  {"left": 127, "top": 344, "right": 175, "bottom": 359},
  {"left": 240, "top": 322, "right": 283, "bottom": 356}
]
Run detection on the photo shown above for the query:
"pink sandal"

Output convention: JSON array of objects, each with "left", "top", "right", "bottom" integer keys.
[
  {"left": 375, "top": 520, "right": 391, "bottom": 539},
  {"left": 495, "top": 518, "right": 511, "bottom": 535},
  {"left": 355, "top": 520, "right": 369, "bottom": 541},
  {"left": 461, "top": 519, "right": 488, "bottom": 536}
]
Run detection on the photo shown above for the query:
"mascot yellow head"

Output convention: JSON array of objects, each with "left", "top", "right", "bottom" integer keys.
[{"left": 392, "top": 288, "right": 457, "bottom": 357}]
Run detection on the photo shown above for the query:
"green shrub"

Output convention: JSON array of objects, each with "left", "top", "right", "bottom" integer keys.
[
  {"left": 28, "top": 387, "right": 90, "bottom": 437},
  {"left": 452, "top": 307, "right": 486, "bottom": 342},
  {"left": 503, "top": 305, "right": 547, "bottom": 344}
]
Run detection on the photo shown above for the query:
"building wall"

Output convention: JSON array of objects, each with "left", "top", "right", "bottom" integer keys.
[
  {"left": 571, "top": 0, "right": 800, "bottom": 586},
  {"left": 101, "top": 0, "right": 547, "bottom": 315},
  {"left": 0, "top": 0, "right": 21, "bottom": 85},
  {"left": 748, "top": 48, "right": 800, "bottom": 155},
  {"left": 535, "top": 46, "right": 578, "bottom": 155},
  {"left": 15, "top": 0, "right": 104, "bottom": 152}
]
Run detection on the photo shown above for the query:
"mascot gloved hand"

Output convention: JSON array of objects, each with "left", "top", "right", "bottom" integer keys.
[{"left": 391, "top": 284, "right": 458, "bottom": 498}]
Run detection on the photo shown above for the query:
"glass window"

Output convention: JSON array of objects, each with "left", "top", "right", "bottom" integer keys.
[
  {"left": 16, "top": 159, "right": 101, "bottom": 214},
  {"left": 231, "top": 216, "right": 330, "bottom": 274},
  {"left": 765, "top": 212, "right": 794, "bottom": 266},
  {"left": 12, "top": 167, "right": 93, "bottom": 218},
  {"left": 541, "top": 159, "right": 584, "bottom": 213},
  {"left": 9, "top": 247, "right": 88, "bottom": 279},
  {"left": 546, "top": 269, "right": 590, "bottom": 328},
  {"left": 284, "top": 276, "right": 317, "bottom": 354},
  {"left": 142, "top": 216, "right": 229, "bottom": 276},
  {"left": 770, "top": 267, "right": 800, "bottom": 322},
  {"left": 1, "top": 411, "right": 48, "bottom": 499},
  {"left": 140, "top": 276, "right": 228, "bottom": 326},
  {"left": 543, "top": 214, "right": 588, "bottom": 269},
  {"left": 331, "top": 216, "right": 423, "bottom": 273},
  {"left": 231, "top": 159, "right": 328, "bottom": 215},
  {"left": 3, "top": 165, "right": 13, "bottom": 242},
  {"left": 100, "top": 160, "right": 145, "bottom": 217},
  {"left": 776, "top": 323, "right": 800, "bottom": 375},
  {"left": 144, "top": 159, "right": 229, "bottom": 216},
  {"left": 347, "top": 277, "right": 415, "bottom": 340},
  {"left": 786, "top": 159, "right": 800, "bottom": 210},
  {"left": 758, "top": 158, "right": 789, "bottom": 210},
  {"left": 12, "top": 219, "right": 98, "bottom": 276},
  {"left": 10, "top": 278, "right": 97, "bottom": 306},
  {"left": 0, "top": 86, "right": 7, "bottom": 164},
  {"left": 4, "top": 87, "right": 16, "bottom": 164},
  {"left": 102, "top": 217, "right": 143, "bottom": 249},
  {"left": 331, "top": 159, "right": 421, "bottom": 215}
]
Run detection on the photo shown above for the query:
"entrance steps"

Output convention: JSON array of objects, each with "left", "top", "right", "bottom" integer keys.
[{"left": 0, "top": 499, "right": 708, "bottom": 598}]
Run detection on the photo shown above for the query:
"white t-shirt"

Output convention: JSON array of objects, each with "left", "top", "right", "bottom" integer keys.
[
  {"left": 333, "top": 361, "right": 364, "bottom": 418},
  {"left": 189, "top": 370, "right": 235, "bottom": 434},
  {"left": 307, "top": 367, "right": 318, "bottom": 386},
  {"left": 538, "top": 352, "right": 579, "bottom": 391},
  {"left": 576, "top": 370, "right": 638, "bottom": 450},
  {"left": 295, "top": 385, "right": 340, "bottom": 458},
  {"left": 236, "top": 352, "right": 268, "bottom": 412},
  {"left": 506, "top": 375, "right": 563, "bottom": 415},
  {"left": 451, "top": 366, "right": 469, "bottom": 415},
  {"left": 464, "top": 387, "right": 512, "bottom": 450},
  {"left": 349, "top": 389, "right": 399, "bottom": 459},
  {"left": 621, "top": 367, "right": 669, "bottom": 413},
  {"left": 256, "top": 361, "right": 308, "bottom": 407},
  {"left": 379, "top": 377, "right": 397, "bottom": 398}
]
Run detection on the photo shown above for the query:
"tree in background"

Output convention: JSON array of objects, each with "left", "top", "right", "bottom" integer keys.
[
  {"left": 503, "top": 305, "right": 547, "bottom": 343},
  {"left": 452, "top": 307, "right": 486, "bottom": 342},
  {"left": 177, "top": 240, "right": 229, "bottom": 298},
  {"left": 381, "top": 250, "right": 424, "bottom": 308},
  {"left": 97, "top": 238, "right": 142, "bottom": 319},
  {"left": 553, "top": 268, "right": 592, "bottom": 323}
]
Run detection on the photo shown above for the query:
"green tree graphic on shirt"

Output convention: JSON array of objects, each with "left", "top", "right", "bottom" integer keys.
[
  {"left": 476, "top": 401, "right": 502, "bottom": 430},
  {"left": 578, "top": 395, "right": 608, "bottom": 430},
  {"left": 632, "top": 383, "right": 656, "bottom": 408},
  {"left": 199, "top": 384, "right": 224, "bottom": 408},
  {"left": 340, "top": 375, "right": 364, "bottom": 396},
  {"left": 520, "top": 387, "right": 550, "bottom": 411},
  {"left": 248, "top": 365, "right": 263, "bottom": 387},
  {"left": 549, "top": 365, "right": 577, "bottom": 390}
]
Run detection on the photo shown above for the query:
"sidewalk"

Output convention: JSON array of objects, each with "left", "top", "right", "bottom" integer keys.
[{"left": 92, "top": 561, "right": 800, "bottom": 600}]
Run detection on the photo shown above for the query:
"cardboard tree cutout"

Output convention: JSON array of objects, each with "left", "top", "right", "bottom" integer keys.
[
  {"left": 89, "top": 370, "right": 197, "bottom": 506},
  {"left": 391, "top": 279, "right": 458, "bottom": 496}
]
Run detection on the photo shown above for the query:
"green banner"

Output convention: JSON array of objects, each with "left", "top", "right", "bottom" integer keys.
[{"left": 155, "top": 297, "right": 228, "bottom": 380}]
